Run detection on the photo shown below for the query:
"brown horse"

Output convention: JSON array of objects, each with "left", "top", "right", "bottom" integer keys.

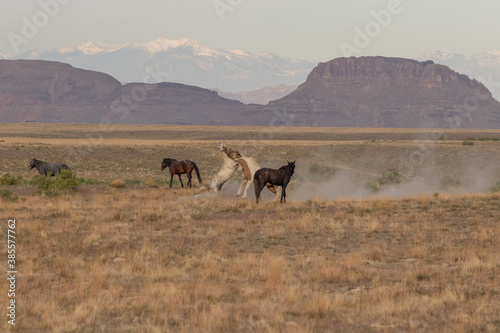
[{"left": 161, "top": 158, "right": 202, "bottom": 188}]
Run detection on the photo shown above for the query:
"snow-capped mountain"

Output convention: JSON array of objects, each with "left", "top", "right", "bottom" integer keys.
[
  {"left": 417, "top": 50, "right": 500, "bottom": 101},
  {"left": 12, "top": 37, "right": 316, "bottom": 93}
]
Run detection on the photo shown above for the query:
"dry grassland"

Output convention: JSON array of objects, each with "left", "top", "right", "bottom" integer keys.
[{"left": 1, "top": 123, "right": 500, "bottom": 332}]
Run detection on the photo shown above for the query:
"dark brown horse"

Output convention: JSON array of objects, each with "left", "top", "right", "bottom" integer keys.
[
  {"left": 161, "top": 158, "right": 202, "bottom": 188},
  {"left": 254, "top": 161, "right": 295, "bottom": 203}
]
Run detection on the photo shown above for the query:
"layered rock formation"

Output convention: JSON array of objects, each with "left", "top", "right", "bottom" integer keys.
[{"left": 267, "top": 57, "right": 500, "bottom": 128}]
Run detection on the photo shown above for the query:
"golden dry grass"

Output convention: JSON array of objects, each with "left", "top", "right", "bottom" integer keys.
[
  {"left": 1, "top": 189, "right": 500, "bottom": 332},
  {"left": 1, "top": 123, "right": 500, "bottom": 331}
]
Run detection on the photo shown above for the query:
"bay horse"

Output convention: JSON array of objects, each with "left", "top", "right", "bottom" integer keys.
[
  {"left": 161, "top": 158, "right": 202, "bottom": 188},
  {"left": 254, "top": 161, "right": 295, "bottom": 203},
  {"left": 222, "top": 144, "right": 279, "bottom": 199},
  {"left": 28, "top": 159, "right": 71, "bottom": 176}
]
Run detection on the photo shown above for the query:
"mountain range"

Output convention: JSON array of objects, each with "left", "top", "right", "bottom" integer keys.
[
  {"left": 6, "top": 38, "right": 500, "bottom": 104},
  {"left": 1, "top": 57, "right": 499, "bottom": 128},
  {"left": 13, "top": 38, "right": 314, "bottom": 95}
]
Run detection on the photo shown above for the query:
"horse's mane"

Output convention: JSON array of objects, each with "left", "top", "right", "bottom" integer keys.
[{"left": 279, "top": 163, "right": 295, "bottom": 173}]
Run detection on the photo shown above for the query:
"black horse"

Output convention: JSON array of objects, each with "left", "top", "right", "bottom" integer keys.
[
  {"left": 161, "top": 158, "right": 202, "bottom": 188},
  {"left": 254, "top": 161, "right": 295, "bottom": 203},
  {"left": 28, "top": 159, "right": 71, "bottom": 176}
]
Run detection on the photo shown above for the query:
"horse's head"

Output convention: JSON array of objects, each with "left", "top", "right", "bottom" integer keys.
[
  {"left": 218, "top": 142, "right": 227, "bottom": 151},
  {"left": 28, "top": 159, "right": 36, "bottom": 170},
  {"left": 161, "top": 158, "right": 173, "bottom": 171},
  {"left": 226, "top": 148, "right": 242, "bottom": 160}
]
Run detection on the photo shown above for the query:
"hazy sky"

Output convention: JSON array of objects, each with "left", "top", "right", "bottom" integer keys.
[{"left": 1, "top": 0, "right": 499, "bottom": 61}]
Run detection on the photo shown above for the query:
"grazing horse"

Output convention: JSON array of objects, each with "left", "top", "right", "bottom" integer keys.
[
  {"left": 222, "top": 145, "right": 279, "bottom": 199},
  {"left": 28, "top": 159, "right": 71, "bottom": 176},
  {"left": 209, "top": 142, "right": 239, "bottom": 192},
  {"left": 161, "top": 158, "right": 202, "bottom": 188},
  {"left": 254, "top": 161, "right": 295, "bottom": 203}
]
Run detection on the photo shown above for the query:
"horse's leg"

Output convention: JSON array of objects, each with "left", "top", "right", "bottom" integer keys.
[
  {"left": 170, "top": 173, "right": 174, "bottom": 188},
  {"left": 236, "top": 179, "right": 247, "bottom": 198},
  {"left": 187, "top": 172, "right": 192, "bottom": 188},
  {"left": 265, "top": 183, "right": 281, "bottom": 201},
  {"left": 281, "top": 185, "right": 286, "bottom": 203},
  {"left": 242, "top": 179, "right": 253, "bottom": 199},
  {"left": 178, "top": 174, "right": 184, "bottom": 188},
  {"left": 254, "top": 180, "right": 265, "bottom": 204},
  {"left": 281, "top": 180, "right": 290, "bottom": 203}
]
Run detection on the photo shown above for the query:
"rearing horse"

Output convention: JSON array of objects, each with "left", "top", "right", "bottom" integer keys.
[
  {"left": 209, "top": 142, "right": 239, "bottom": 192},
  {"left": 222, "top": 145, "right": 279, "bottom": 199},
  {"left": 161, "top": 158, "right": 202, "bottom": 188}
]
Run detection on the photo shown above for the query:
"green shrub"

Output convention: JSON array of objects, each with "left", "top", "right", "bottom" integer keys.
[
  {"left": 462, "top": 139, "right": 474, "bottom": 146},
  {"left": 31, "top": 169, "right": 81, "bottom": 196},
  {"left": 366, "top": 180, "right": 381, "bottom": 193},
  {"left": 308, "top": 162, "right": 337, "bottom": 181},
  {"left": 367, "top": 170, "right": 404, "bottom": 192},
  {"left": 378, "top": 170, "right": 402, "bottom": 185},
  {"left": 0, "top": 173, "right": 24, "bottom": 185},
  {"left": 440, "top": 175, "right": 461, "bottom": 189},
  {"left": 0, "top": 189, "right": 18, "bottom": 202}
]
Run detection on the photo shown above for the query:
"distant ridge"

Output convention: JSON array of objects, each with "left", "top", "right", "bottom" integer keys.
[{"left": 1, "top": 57, "right": 500, "bottom": 128}]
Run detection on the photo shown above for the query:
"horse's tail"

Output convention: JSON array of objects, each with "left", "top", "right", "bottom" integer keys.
[
  {"left": 193, "top": 162, "right": 202, "bottom": 184},
  {"left": 253, "top": 169, "right": 263, "bottom": 203}
]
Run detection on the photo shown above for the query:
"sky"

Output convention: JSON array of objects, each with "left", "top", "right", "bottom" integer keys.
[{"left": 0, "top": 0, "right": 499, "bottom": 61}]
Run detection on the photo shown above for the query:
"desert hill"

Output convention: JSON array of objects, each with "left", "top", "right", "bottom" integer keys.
[
  {"left": 0, "top": 59, "right": 243, "bottom": 125},
  {"left": 1, "top": 57, "right": 500, "bottom": 128},
  {"left": 263, "top": 57, "right": 500, "bottom": 128}
]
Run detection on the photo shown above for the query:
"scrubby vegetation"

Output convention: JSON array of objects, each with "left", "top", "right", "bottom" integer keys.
[
  {"left": 308, "top": 162, "right": 337, "bottom": 181},
  {"left": 440, "top": 175, "right": 461, "bottom": 189},
  {"left": 29, "top": 169, "right": 80, "bottom": 196},
  {"left": 0, "top": 188, "right": 18, "bottom": 201},
  {"left": 0, "top": 173, "right": 24, "bottom": 185},
  {"left": 367, "top": 170, "right": 403, "bottom": 192}
]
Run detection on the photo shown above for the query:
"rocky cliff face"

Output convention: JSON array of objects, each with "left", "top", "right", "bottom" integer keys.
[{"left": 268, "top": 57, "right": 500, "bottom": 128}]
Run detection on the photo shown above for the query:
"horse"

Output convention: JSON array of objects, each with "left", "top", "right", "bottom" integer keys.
[
  {"left": 209, "top": 142, "right": 239, "bottom": 192},
  {"left": 222, "top": 145, "right": 280, "bottom": 199},
  {"left": 254, "top": 161, "right": 295, "bottom": 203},
  {"left": 161, "top": 158, "right": 202, "bottom": 188},
  {"left": 28, "top": 159, "right": 71, "bottom": 176}
]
